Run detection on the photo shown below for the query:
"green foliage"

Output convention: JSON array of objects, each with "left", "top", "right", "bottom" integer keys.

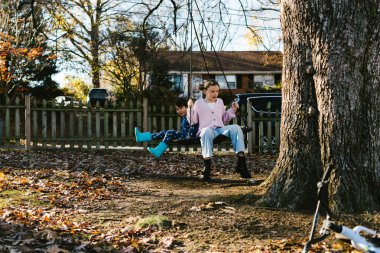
[
  {"left": 30, "top": 81, "right": 63, "bottom": 100},
  {"left": 113, "top": 89, "right": 141, "bottom": 105},
  {"left": 252, "top": 82, "right": 282, "bottom": 93},
  {"left": 62, "top": 77, "right": 90, "bottom": 102},
  {"left": 149, "top": 57, "right": 174, "bottom": 89}
]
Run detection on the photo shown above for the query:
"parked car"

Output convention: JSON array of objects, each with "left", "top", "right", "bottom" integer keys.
[
  {"left": 55, "top": 96, "right": 80, "bottom": 107},
  {"left": 247, "top": 96, "right": 282, "bottom": 115},
  {"left": 235, "top": 93, "right": 282, "bottom": 114},
  {"left": 86, "top": 88, "right": 114, "bottom": 106}
]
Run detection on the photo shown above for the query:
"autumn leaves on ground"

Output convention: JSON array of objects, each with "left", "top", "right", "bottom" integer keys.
[{"left": 0, "top": 150, "right": 379, "bottom": 252}]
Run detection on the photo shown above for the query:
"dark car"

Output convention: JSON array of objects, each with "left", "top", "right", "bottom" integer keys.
[
  {"left": 247, "top": 95, "right": 282, "bottom": 115},
  {"left": 235, "top": 93, "right": 282, "bottom": 114},
  {"left": 87, "top": 88, "right": 113, "bottom": 106}
]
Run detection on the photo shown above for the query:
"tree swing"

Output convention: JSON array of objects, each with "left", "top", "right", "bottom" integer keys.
[{"left": 170, "top": 0, "right": 252, "bottom": 146}]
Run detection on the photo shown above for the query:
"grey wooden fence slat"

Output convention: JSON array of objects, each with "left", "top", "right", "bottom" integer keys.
[
  {"left": 25, "top": 95, "right": 31, "bottom": 150},
  {"left": 96, "top": 102, "right": 101, "bottom": 149},
  {"left": 69, "top": 105, "right": 75, "bottom": 148},
  {"left": 142, "top": 98, "right": 148, "bottom": 150},
  {"left": 104, "top": 102, "right": 109, "bottom": 149},
  {"left": 42, "top": 100, "right": 47, "bottom": 148},
  {"left": 247, "top": 100, "right": 253, "bottom": 154},
  {"left": 275, "top": 111, "right": 280, "bottom": 148},
  {"left": 60, "top": 102, "right": 65, "bottom": 149},
  {"left": 127, "top": 100, "right": 134, "bottom": 146},
  {"left": 5, "top": 97, "right": 10, "bottom": 146},
  {"left": 258, "top": 111, "right": 264, "bottom": 152},
  {"left": 32, "top": 99, "right": 38, "bottom": 148},
  {"left": 266, "top": 112, "right": 272, "bottom": 151},
  {"left": 51, "top": 102, "right": 57, "bottom": 149},
  {"left": 136, "top": 100, "right": 142, "bottom": 148},
  {"left": 87, "top": 103, "right": 92, "bottom": 149},
  {"left": 112, "top": 101, "right": 117, "bottom": 148},
  {"left": 160, "top": 104, "right": 165, "bottom": 131},
  {"left": 78, "top": 102, "right": 83, "bottom": 149},
  {"left": 15, "top": 97, "right": 20, "bottom": 145},
  {"left": 168, "top": 105, "right": 174, "bottom": 152},
  {"left": 121, "top": 101, "right": 127, "bottom": 147},
  {"left": 152, "top": 105, "right": 157, "bottom": 134}
]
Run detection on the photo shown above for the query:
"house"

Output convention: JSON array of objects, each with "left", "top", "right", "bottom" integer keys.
[{"left": 161, "top": 51, "right": 282, "bottom": 98}]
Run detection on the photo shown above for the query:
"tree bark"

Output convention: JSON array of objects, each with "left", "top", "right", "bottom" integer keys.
[{"left": 259, "top": 0, "right": 380, "bottom": 212}]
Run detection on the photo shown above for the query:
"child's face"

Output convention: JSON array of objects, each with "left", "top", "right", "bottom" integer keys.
[
  {"left": 175, "top": 105, "right": 187, "bottom": 117},
  {"left": 204, "top": 85, "right": 220, "bottom": 102}
]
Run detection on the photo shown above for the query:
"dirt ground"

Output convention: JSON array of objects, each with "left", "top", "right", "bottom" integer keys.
[{"left": 0, "top": 149, "right": 379, "bottom": 252}]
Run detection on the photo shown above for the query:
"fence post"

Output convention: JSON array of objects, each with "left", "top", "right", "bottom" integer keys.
[
  {"left": 247, "top": 99, "right": 253, "bottom": 154},
  {"left": 25, "top": 95, "right": 31, "bottom": 150},
  {"left": 143, "top": 97, "right": 148, "bottom": 150},
  {"left": 5, "top": 97, "right": 10, "bottom": 147}
]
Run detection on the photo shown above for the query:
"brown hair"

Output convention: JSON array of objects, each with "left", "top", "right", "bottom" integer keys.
[{"left": 198, "top": 79, "right": 220, "bottom": 91}]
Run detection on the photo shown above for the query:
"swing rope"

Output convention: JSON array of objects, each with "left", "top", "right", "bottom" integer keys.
[{"left": 173, "top": 0, "right": 251, "bottom": 145}]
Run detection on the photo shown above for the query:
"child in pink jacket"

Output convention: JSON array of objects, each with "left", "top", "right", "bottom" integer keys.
[{"left": 187, "top": 80, "right": 251, "bottom": 181}]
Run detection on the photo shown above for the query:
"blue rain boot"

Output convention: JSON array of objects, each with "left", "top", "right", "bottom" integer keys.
[
  {"left": 148, "top": 142, "right": 168, "bottom": 158},
  {"left": 135, "top": 127, "right": 152, "bottom": 143}
]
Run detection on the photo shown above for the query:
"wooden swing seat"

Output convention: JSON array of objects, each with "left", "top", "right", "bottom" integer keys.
[{"left": 172, "top": 126, "right": 252, "bottom": 145}]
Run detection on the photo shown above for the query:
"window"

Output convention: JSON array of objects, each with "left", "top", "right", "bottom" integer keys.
[
  {"left": 191, "top": 75, "right": 202, "bottom": 99},
  {"left": 170, "top": 74, "right": 183, "bottom": 92},
  {"left": 215, "top": 75, "right": 236, "bottom": 89},
  {"left": 253, "top": 75, "right": 275, "bottom": 86}
]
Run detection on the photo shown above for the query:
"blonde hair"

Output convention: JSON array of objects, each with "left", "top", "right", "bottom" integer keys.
[{"left": 198, "top": 79, "right": 220, "bottom": 91}]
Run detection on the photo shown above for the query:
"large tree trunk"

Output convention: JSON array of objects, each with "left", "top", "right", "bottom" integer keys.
[
  {"left": 90, "top": 50, "right": 100, "bottom": 88},
  {"left": 258, "top": 0, "right": 380, "bottom": 212}
]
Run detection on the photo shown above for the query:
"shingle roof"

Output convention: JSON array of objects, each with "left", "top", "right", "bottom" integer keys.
[{"left": 162, "top": 51, "right": 283, "bottom": 73}]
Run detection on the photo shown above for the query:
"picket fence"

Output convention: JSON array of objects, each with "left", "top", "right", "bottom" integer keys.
[{"left": 0, "top": 96, "right": 280, "bottom": 153}]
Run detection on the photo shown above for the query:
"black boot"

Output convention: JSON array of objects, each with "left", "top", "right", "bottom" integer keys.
[
  {"left": 202, "top": 159, "right": 212, "bottom": 181},
  {"left": 236, "top": 155, "right": 251, "bottom": 179}
]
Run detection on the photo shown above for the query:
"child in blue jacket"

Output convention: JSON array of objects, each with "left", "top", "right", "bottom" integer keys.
[{"left": 135, "top": 97, "right": 198, "bottom": 158}]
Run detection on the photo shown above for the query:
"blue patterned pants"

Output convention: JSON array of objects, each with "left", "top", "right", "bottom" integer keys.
[{"left": 152, "top": 130, "right": 188, "bottom": 143}]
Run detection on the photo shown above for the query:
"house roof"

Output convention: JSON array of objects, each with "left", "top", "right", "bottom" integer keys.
[{"left": 162, "top": 51, "right": 283, "bottom": 73}]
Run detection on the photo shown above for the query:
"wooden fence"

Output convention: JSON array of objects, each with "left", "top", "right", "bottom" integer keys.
[{"left": 0, "top": 96, "right": 281, "bottom": 153}]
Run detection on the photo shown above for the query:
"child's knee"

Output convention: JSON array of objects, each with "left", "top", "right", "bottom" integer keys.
[
  {"left": 200, "top": 127, "right": 214, "bottom": 137},
  {"left": 227, "top": 125, "right": 240, "bottom": 133}
]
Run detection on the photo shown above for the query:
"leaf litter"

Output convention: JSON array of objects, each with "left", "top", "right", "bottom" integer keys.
[{"left": 0, "top": 149, "right": 378, "bottom": 252}]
